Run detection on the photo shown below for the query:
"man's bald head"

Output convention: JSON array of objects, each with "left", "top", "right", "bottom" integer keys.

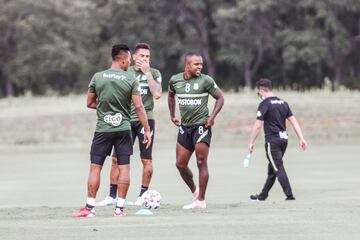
[
  {"left": 184, "top": 52, "right": 203, "bottom": 78},
  {"left": 185, "top": 52, "right": 202, "bottom": 65}
]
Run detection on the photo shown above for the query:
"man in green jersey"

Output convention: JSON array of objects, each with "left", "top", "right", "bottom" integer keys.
[
  {"left": 72, "top": 44, "right": 151, "bottom": 218},
  {"left": 97, "top": 43, "right": 162, "bottom": 207},
  {"left": 168, "top": 52, "right": 224, "bottom": 209}
]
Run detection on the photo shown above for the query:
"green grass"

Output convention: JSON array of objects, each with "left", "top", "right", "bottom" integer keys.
[
  {"left": 0, "top": 90, "right": 359, "bottom": 147},
  {"left": 0, "top": 144, "right": 359, "bottom": 240}
]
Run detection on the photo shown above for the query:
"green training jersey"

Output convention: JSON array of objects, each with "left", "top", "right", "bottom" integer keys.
[
  {"left": 88, "top": 68, "right": 140, "bottom": 132},
  {"left": 168, "top": 73, "right": 219, "bottom": 126},
  {"left": 129, "top": 66, "right": 162, "bottom": 121}
]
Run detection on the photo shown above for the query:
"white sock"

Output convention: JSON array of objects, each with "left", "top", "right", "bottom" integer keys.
[
  {"left": 116, "top": 198, "right": 126, "bottom": 208},
  {"left": 192, "top": 186, "right": 199, "bottom": 196},
  {"left": 86, "top": 197, "right": 96, "bottom": 207}
]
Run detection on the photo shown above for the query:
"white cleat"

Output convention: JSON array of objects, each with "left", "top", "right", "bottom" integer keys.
[
  {"left": 134, "top": 197, "right": 142, "bottom": 206},
  {"left": 95, "top": 196, "right": 117, "bottom": 207},
  {"left": 182, "top": 200, "right": 206, "bottom": 209}
]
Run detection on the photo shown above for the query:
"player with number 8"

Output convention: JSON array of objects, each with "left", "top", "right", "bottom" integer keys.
[{"left": 168, "top": 52, "right": 224, "bottom": 209}]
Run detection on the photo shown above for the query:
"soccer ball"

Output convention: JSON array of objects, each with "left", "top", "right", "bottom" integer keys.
[{"left": 141, "top": 190, "right": 161, "bottom": 209}]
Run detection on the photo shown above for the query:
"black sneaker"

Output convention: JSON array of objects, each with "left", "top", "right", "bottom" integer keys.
[
  {"left": 250, "top": 194, "right": 267, "bottom": 201},
  {"left": 285, "top": 195, "right": 295, "bottom": 200}
]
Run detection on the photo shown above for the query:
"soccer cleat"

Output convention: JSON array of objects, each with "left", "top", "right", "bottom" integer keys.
[
  {"left": 192, "top": 186, "right": 199, "bottom": 201},
  {"left": 96, "top": 196, "right": 117, "bottom": 207},
  {"left": 182, "top": 200, "right": 206, "bottom": 209},
  {"left": 134, "top": 197, "right": 142, "bottom": 206},
  {"left": 250, "top": 194, "right": 267, "bottom": 201},
  {"left": 285, "top": 195, "right": 296, "bottom": 200},
  {"left": 72, "top": 207, "right": 96, "bottom": 218},
  {"left": 114, "top": 207, "right": 127, "bottom": 217}
]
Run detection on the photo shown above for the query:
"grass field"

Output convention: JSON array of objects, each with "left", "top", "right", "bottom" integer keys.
[{"left": 0, "top": 91, "right": 360, "bottom": 239}]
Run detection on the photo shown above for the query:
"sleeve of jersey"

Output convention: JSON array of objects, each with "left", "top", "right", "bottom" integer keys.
[
  {"left": 132, "top": 80, "right": 141, "bottom": 96},
  {"left": 256, "top": 102, "right": 268, "bottom": 121},
  {"left": 153, "top": 69, "right": 162, "bottom": 84},
  {"left": 88, "top": 74, "right": 96, "bottom": 93},
  {"left": 205, "top": 76, "right": 219, "bottom": 97},
  {"left": 286, "top": 102, "right": 293, "bottom": 118},
  {"left": 168, "top": 77, "right": 175, "bottom": 94}
]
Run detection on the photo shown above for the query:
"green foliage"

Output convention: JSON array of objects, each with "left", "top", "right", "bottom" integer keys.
[{"left": 0, "top": 0, "right": 359, "bottom": 97}]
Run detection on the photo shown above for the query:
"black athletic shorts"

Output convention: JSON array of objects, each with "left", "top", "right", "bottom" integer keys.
[
  {"left": 90, "top": 131, "right": 133, "bottom": 166},
  {"left": 113, "top": 119, "right": 155, "bottom": 160},
  {"left": 177, "top": 124, "right": 212, "bottom": 152}
]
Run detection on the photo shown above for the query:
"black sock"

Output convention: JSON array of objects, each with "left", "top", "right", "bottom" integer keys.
[
  {"left": 115, "top": 206, "right": 124, "bottom": 211},
  {"left": 139, "top": 185, "right": 149, "bottom": 197},
  {"left": 110, "top": 184, "right": 117, "bottom": 199},
  {"left": 86, "top": 203, "right": 94, "bottom": 210}
]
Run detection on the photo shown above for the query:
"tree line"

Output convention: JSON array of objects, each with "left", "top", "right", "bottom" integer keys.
[{"left": 1, "top": 0, "right": 360, "bottom": 97}]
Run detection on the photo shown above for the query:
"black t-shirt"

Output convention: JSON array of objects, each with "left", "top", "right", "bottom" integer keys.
[{"left": 256, "top": 96, "right": 293, "bottom": 141}]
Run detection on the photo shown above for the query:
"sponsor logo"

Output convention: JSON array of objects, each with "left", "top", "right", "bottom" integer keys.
[
  {"left": 104, "top": 113, "right": 123, "bottom": 126},
  {"left": 257, "top": 111, "right": 262, "bottom": 117},
  {"left": 279, "top": 131, "right": 288, "bottom": 139},
  {"left": 103, "top": 73, "right": 126, "bottom": 80},
  {"left": 178, "top": 98, "right": 202, "bottom": 106},
  {"left": 140, "top": 88, "right": 148, "bottom": 95},
  {"left": 270, "top": 100, "right": 284, "bottom": 104}
]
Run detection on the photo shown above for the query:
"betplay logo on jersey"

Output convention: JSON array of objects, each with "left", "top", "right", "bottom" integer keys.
[{"left": 104, "top": 113, "right": 123, "bottom": 126}]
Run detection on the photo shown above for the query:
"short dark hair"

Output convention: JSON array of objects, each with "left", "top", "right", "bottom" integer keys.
[
  {"left": 256, "top": 78, "right": 272, "bottom": 91},
  {"left": 134, "top": 43, "right": 150, "bottom": 52},
  {"left": 111, "top": 44, "right": 130, "bottom": 60},
  {"left": 185, "top": 52, "right": 201, "bottom": 64}
]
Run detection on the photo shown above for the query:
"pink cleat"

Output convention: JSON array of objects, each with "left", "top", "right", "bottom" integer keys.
[
  {"left": 114, "top": 208, "right": 127, "bottom": 217},
  {"left": 72, "top": 207, "right": 96, "bottom": 218}
]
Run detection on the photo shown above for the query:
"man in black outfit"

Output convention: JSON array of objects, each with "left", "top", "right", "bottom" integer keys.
[{"left": 248, "top": 78, "right": 307, "bottom": 201}]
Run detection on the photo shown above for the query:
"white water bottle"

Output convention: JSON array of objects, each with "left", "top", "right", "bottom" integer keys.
[{"left": 243, "top": 154, "right": 251, "bottom": 168}]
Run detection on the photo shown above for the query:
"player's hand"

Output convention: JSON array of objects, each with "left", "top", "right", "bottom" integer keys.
[
  {"left": 205, "top": 117, "right": 214, "bottom": 128},
  {"left": 171, "top": 116, "right": 180, "bottom": 127},
  {"left": 299, "top": 138, "right": 307, "bottom": 151},
  {"left": 143, "top": 129, "right": 152, "bottom": 149},
  {"left": 248, "top": 143, "right": 254, "bottom": 153},
  {"left": 136, "top": 59, "right": 151, "bottom": 74}
]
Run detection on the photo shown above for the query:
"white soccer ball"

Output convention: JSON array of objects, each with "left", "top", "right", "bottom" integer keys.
[{"left": 141, "top": 190, "right": 162, "bottom": 209}]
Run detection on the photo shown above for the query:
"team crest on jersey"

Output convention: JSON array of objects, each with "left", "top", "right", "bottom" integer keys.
[
  {"left": 104, "top": 113, "right": 123, "bottom": 126},
  {"left": 141, "top": 75, "right": 147, "bottom": 80},
  {"left": 193, "top": 83, "right": 199, "bottom": 90}
]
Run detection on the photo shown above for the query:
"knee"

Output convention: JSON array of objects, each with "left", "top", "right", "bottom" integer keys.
[
  {"left": 176, "top": 161, "right": 187, "bottom": 171},
  {"left": 143, "top": 161, "right": 153, "bottom": 173},
  {"left": 196, "top": 156, "right": 207, "bottom": 167},
  {"left": 118, "top": 177, "right": 130, "bottom": 185}
]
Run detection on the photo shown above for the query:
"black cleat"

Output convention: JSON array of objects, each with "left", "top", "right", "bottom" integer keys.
[
  {"left": 250, "top": 194, "right": 267, "bottom": 201},
  {"left": 285, "top": 195, "right": 296, "bottom": 200}
]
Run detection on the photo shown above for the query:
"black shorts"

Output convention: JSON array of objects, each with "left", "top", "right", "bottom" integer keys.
[
  {"left": 90, "top": 131, "right": 133, "bottom": 166},
  {"left": 113, "top": 119, "right": 155, "bottom": 160},
  {"left": 177, "top": 124, "right": 212, "bottom": 152}
]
